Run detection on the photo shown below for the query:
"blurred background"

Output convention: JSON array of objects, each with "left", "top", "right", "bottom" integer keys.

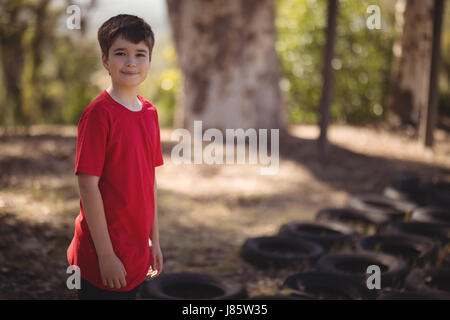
[{"left": 0, "top": 0, "right": 449, "bottom": 299}]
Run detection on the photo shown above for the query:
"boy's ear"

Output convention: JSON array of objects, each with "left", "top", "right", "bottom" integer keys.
[{"left": 101, "top": 53, "right": 110, "bottom": 73}]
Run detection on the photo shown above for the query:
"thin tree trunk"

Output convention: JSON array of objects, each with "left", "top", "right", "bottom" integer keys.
[
  {"left": 0, "top": 10, "right": 27, "bottom": 127},
  {"left": 419, "top": 0, "right": 445, "bottom": 147},
  {"left": 318, "top": 0, "right": 339, "bottom": 154}
]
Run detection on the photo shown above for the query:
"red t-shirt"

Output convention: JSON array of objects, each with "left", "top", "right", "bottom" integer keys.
[{"left": 67, "top": 90, "right": 164, "bottom": 291}]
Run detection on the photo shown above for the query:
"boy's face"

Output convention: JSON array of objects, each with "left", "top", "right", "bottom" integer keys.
[{"left": 102, "top": 35, "right": 151, "bottom": 88}]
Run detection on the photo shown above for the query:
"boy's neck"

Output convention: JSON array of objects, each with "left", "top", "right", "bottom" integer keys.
[{"left": 106, "top": 84, "right": 141, "bottom": 109}]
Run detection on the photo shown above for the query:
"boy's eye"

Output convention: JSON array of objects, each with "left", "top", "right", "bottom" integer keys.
[{"left": 115, "top": 52, "right": 146, "bottom": 57}]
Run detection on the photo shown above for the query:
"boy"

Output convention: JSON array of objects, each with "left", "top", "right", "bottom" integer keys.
[{"left": 67, "top": 14, "right": 164, "bottom": 300}]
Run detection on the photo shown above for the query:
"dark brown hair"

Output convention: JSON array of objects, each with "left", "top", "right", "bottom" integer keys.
[{"left": 98, "top": 14, "right": 155, "bottom": 61}]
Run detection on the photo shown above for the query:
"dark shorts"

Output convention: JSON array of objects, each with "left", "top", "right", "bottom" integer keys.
[{"left": 77, "top": 277, "right": 143, "bottom": 300}]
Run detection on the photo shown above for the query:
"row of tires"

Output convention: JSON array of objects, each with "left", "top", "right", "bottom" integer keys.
[
  {"left": 139, "top": 268, "right": 450, "bottom": 300},
  {"left": 139, "top": 267, "right": 450, "bottom": 300},
  {"left": 140, "top": 177, "right": 450, "bottom": 299},
  {"left": 237, "top": 211, "right": 450, "bottom": 299}
]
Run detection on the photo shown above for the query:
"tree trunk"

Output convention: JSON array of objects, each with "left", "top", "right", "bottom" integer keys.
[
  {"left": 419, "top": 0, "right": 445, "bottom": 147},
  {"left": 387, "top": 0, "right": 434, "bottom": 127},
  {"left": 166, "top": 0, "right": 286, "bottom": 132},
  {"left": 23, "top": 0, "right": 51, "bottom": 125},
  {"left": 0, "top": 5, "right": 27, "bottom": 128},
  {"left": 318, "top": 0, "right": 339, "bottom": 155}
]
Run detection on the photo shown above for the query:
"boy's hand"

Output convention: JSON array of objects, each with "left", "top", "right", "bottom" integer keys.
[
  {"left": 98, "top": 253, "right": 127, "bottom": 289},
  {"left": 148, "top": 242, "right": 163, "bottom": 279}
]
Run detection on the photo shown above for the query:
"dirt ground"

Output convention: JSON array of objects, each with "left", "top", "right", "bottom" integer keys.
[{"left": 0, "top": 124, "right": 449, "bottom": 299}]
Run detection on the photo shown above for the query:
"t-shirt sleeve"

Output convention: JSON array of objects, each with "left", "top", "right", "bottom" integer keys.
[
  {"left": 74, "top": 106, "right": 109, "bottom": 177},
  {"left": 153, "top": 109, "right": 164, "bottom": 167}
]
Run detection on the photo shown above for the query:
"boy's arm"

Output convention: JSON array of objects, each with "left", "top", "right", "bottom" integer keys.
[
  {"left": 77, "top": 173, "right": 127, "bottom": 289},
  {"left": 151, "top": 177, "right": 160, "bottom": 244},
  {"left": 149, "top": 177, "right": 163, "bottom": 278},
  {"left": 78, "top": 173, "right": 114, "bottom": 256}
]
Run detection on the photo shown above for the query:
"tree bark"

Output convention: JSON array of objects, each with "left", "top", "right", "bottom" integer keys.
[
  {"left": 318, "top": 0, "right": 339, "bottom": 155},
  {"left": 0, "top": 3, "right": 28, "bottom": 128},
  {"left": 419, "top": 0, "right": 445, "bottom": 147},
  {"left": 387, "top": 0, "right": 434, "bottom": 127},
  {"left": 166, "top": 0, "right": 286, "bottom": 132}
]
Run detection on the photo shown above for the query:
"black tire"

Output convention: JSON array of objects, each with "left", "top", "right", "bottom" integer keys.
[
  {"left": 283, "top": 271, "right": 375, "bottom": 300},
  {"left": 421, "top": 181, "right": 450, "bottom": 208},
  {"left": 388, "top": 172, "right": 421, "bottom": 191},
  {"left": 411, "top": 207, "right": 450, "bottom": 225},
  {"left": 317, "top": 252, "right": 409, "bottom": 288},
  {"left": 141, "top": 272, "right": 247, "bottom": 300},
  {"left": 376, "top": 288, "right": 450, "bottom": 300},
  {"left": 383, "top": 186, "right": 426, "bottom": 206},
  {"left": 278, "top": 220, "right": 358, "bottom": 251},
  {"left": 383, "top": 222, "right": 450, "bottom": 245},
  {"left": 442, "top": 252, "right": 450, "bottom": 268},
  {"left": 315, "top": 208, "right": 389, "bottom": 235},
  {"left": 383, "top": 172, "right": 424, "bottom": 204},
  {"left": 240, "top": 236, "right": 324, "bottom": 269},
  {"left": 348, "top": 194, "right": 416, "bottom": 219},
  {"left": 356, "top": 234, "right": 438, "bottom": 267},
  {"left": 405, "top": 268, "right": 450, "bottom": 296}
]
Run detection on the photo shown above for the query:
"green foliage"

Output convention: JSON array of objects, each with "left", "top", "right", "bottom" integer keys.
[
  {"left": 53, "top": 35, "right": 100, "bottom": 124},
  {"left": 140, "top": 38, "right": 180, "bottom": 128},
  {"left": 150, "top": 67, "right": 180, "bottom": 128},
  {"left": 0, "top": 0, "right": 100, "bottom": 126},
  {"left": 276, "top": 0, "right": 326, "bottom": 124},
  {"left": 276, "top": 0, "right": 396, "bottom": 124},
  {"left": 22, "top": 32, "right": 101, "bottom": 125}
]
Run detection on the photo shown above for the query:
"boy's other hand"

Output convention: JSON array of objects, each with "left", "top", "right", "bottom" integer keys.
[
  {"left": 98, "top": 253, "right": 127, "bottom": 289},
  {"left": 148, "top": 243, "right": 163, "bottom": 279}
]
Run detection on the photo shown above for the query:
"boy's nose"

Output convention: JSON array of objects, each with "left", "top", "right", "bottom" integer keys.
[{"left": 125, "top": 57, "right": 137, "bottom": 67}]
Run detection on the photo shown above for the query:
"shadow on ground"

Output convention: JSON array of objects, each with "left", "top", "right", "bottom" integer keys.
[
  {"left": 0, "top": 212, "right": 76, "bottom": 299},
  {"left": 278, "top": 132, "right": 449, "bottom": 195}
]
